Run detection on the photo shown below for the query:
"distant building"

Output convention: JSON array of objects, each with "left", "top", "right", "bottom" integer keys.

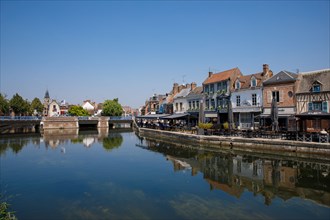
[
  {"left": 82, "top": 100, "right": 95, "bottom": 115},
  {"left": 48, "top": 100, "right": 61, "bottom": 117},
  {"left": 295, "top": 69, "right": 330, "bottom": 132},
  {"left": 261, "top": 70, "right": 298, "bottom": 130},
  {"left": 202, "top": 67, "right": 243, "bottom": 124},
  {"left": 186, "top": 84, "right": 203, "bottom": 126},
  {"left": 43, "top": 90, "right": 60, "bottom": 117},
  {"left": 231, "top": 64, "right": 273, "bottom": 130}
]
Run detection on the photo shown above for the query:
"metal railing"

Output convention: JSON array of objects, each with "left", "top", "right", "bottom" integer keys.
[
  {"left": 0, "top": 116, "right": 42, "bottom": 120},
  {"left": 109, "top": 116, "right": 133, "bottom": 120}
]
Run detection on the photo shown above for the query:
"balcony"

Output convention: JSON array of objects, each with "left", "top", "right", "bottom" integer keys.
[{"left": 217, "top": 106, "right": 228, "bottom": 113}]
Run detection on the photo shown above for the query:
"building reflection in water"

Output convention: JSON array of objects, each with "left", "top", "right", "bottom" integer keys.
[
  {"left": 0, "top": 128, "right": 127, "bottom": 154},
  {"left": 136, "top": 137, "right": 330, "bottom": 207}
]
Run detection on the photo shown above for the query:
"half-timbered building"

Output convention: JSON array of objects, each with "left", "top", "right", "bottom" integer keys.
[{"left": 295, "top": 69, "right": 330, "bottom": 132}]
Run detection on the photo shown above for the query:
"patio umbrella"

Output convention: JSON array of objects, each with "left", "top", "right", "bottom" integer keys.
[
  {"left": 271, "top": 97, "right": 279, "bottom": 131},
  {"left": 228, "top": 99, "right": 234, "bottom": 131},
  {"left": 199, "top": 99, "right": 205, "bottom": 124}
]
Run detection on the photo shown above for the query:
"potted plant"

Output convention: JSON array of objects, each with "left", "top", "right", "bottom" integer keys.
[{"left": 198, "top": 122, "right": 213, "bottom": 135}]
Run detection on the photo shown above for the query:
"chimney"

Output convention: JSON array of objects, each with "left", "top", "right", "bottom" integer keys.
[
  {"left": 208, "top": 71, "right": 213, "bottom": 78},
  {"left": 173, "top": 83, "right": 179, "bottom": 95},
  {"left": 178, "top": 85, "right": 184, "bottom": 93},
  {"left": 190, "top": 82, "right": 197, "bottom": 91},
  {"left": 263, "top": 64, "right": 269, "bottom": 75}
]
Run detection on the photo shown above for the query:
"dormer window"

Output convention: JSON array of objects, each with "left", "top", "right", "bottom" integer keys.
[
  {"left": 313, "top": 84, "right": 321, "bottom": 92},
  {"left": 235, "top": 80, "right": 240, "bottom": 90},
  {"left": 312, "top": 81, "right": 322, "bottom": 93},
  {"left": 251, "top": 77, "right": 257, "bottom": 87}
]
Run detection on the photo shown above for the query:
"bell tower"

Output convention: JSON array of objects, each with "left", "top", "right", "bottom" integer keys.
[{"left": 43, "top": 90, "right": 50, "bottom": 116}]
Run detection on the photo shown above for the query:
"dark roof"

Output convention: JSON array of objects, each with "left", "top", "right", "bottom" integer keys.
[
  {"left": 296, "top": 69, "right": 330, "bottom": 93},
  {"left": 136, "top": 114, "right": 170, "bottom": 119},
  {"left": 186, "top": 86, "right": 203, "bottom": 100},
  {"left": 296, "top": 111, "right": 330, "bottom": 118},
  {"left": 263, "top": 71, "right": 298, "bottom": 85},
  {"left": 44, "top": 90, "right": 50, "bottom": 99},
  {"left": 160, "top": 113, "right": 189, "bottom": 119}
]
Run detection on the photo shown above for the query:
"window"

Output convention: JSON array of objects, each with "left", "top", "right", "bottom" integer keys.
[
  {"left": 192, "top": 101, "right": 195, "bottom": 109},
  {"left": 175, "top": 103, "right": 178, "bottom": 111},
  {"left": 322, "top": 101, "right": 328, "bottom": 112},
  {"left": 196, "top": 101, "right": 199, "bottom": 109},
  {"left": 210, "top": 84, "right": 214, "bottom": 93},
  {"left": 217, "top": 83, "right": 221, "bottom": 91},
  {"left": 272, "top": 91, "right": 280, "bottom": 102},
  {"left": 308, "top": 102, "right": 313, "bottom": 111},
  {"left": 211, "top": 99, "right": 215, "bottom": 109},
  {"left": 251, "top": 77, "right": 257, "bottom": 87},
  {"left": 206, "top": 99, "right": 209, "bottom": 109},
  {"left": 180, "top": 103, "right": 183, "bottom": 111},
  {"left": 308, "top": 102, "right": 328, "bottom": 112},
  {"left": 313, "top": 84, "right": 321, "bottom": 92},
  {"left": 236, "top": 80, "right": 240, "bottom": 90},
  {"left": 204, "top": 85, "right": 209, "bottom": 93},
  {"left": 313, "top": 102, "right": 322, "bottom": 111},
  {"left": 189, "top": 101, "right": 191, "bottom": 110},
  {"left": 252, "top": 94, "right": 257, "bottom": 106},
  {"left": 236, "top": 95, "right": 241, "bottom": 107}
]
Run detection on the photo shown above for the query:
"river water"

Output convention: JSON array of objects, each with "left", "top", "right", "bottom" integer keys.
[{"left": 0, "top": 129, "right": 330, "bottom": 220}]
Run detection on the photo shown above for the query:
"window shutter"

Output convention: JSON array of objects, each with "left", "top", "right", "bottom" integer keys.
[
  {"left": 280, "top": 90, "right": 284, "bottom": 103},
  {"left": 322, "top": 101, "right": 328, "bottom": 112},
  {"left": 267, "top": 91, "right": 272, "bottom": 103},
  {"left": 308, "top": 102, "right": 313, "bottom": 111}
]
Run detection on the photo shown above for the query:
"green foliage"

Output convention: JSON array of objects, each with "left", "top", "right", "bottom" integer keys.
[
  {"left": 102, "top": 99, "right": 122, "bottom": 116},
  {"left": 68, "top": 105, "right": 90, "bottom": 116},
  {"left": 223, "top": 122, "right": 229, "bottom": 130},
  {"left": 30, "top": 97, "right": 43, "bottom": 115},
  {"left": 9, "top": 93, "right": 30, "bottom": 116},
  {"left": 198, "top": 122, "right": 213, "bottom": 129},
  {"left": 0, "top": 194, "right": 17, "bottom": 220},
  {"left": 102, "top": 134, "right": 123, "bottom": 151},
  {"left": 0, "top": 93, "right": 9, "bottom": 115}
]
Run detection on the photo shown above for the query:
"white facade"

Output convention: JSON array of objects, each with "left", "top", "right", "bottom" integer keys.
[
  {"left": 82, "top": 101, "right": 95, "bottom": 111},
  {"left": 173, "top": 87, "right": 191, "bottom": 113},
  {"left": 173, "top": 97, "right": 189, "bottom": 113},
  {"left": 231, "top": 88, "right": 263, "bottom": 129},
  {"left": 48, "top": 100, "right": 61, "bottom": 117}
]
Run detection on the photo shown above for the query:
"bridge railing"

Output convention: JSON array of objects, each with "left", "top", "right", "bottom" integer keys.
[
  {"left": 109, "top": 116, "right": 133, "bottom": 120},
  {"left": 0, "top": 116, "right": 42, "bottom": 120}
]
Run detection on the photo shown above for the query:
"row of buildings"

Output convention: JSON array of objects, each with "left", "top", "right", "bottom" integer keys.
[
  {"left": 141, "top": 64, "right": 330, "bottom": 132},
  {"left": 42, "top": 90, "right": 138, "bottom": 117}
]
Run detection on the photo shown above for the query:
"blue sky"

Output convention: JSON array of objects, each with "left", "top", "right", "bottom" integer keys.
[{"left": 1, "top": 0, "right": 329, "bottom": 108}]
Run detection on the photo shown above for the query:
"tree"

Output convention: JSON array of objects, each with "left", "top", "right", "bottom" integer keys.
[
  {"left": 102, "top": 99, "right": 122, "bottom": 116},
  {"left": 30, "top": 97, "right": 43, "bottom": 115},
  {"left": 68, "top": 105, "right": 90, "bottom": 116},
  {"left": 0, "top": 93, "right": 9, "bottom": 115},
  {"left": 9, "top": 93, "right": 30, "bottom": 116},
  {"left": 102, "top": 134, "right": 123, "bottom": 151}
]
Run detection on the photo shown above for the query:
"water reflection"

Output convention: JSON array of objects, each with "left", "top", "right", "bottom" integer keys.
[
  {"left": 136, "top": 136, "right": 330, "bottom": 207},
  {"left": 0, "top": 128, "right": 128, "bottom": 154}
]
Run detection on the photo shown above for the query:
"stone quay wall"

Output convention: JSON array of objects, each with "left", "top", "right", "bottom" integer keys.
[
  {"left": 41, "top": 117, "right": 79, "bottom": 129},
  {"left": 138, "top": 128, "right": 330, "bottom": 156}
]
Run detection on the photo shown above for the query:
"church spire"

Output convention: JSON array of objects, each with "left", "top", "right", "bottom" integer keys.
[{"left": 44, "top": 90, "right": 50, "bottom": 99}]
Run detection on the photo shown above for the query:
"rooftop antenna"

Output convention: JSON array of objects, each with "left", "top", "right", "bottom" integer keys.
[{"left": 182, "top": 75, "right": 186, "bottom": 85}]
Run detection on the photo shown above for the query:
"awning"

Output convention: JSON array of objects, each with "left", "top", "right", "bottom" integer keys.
[
  {"left": 258, "top": 114, "right": 294, "bottom": 118},
  {"left": 160, "top": 113, "right": 189, "bottom": 119},
  {"left": 296, "top": 111, "right": 330, "bottom": 118},
  {"left": 136, "top": 114, "right": 170, "bottom": 119},
  {"left": 205, "top": 113, "right": 217, "bottom": 118}
]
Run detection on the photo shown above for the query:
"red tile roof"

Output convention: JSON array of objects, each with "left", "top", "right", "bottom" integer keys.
[{"left": 203, "top": 67, "right": 242, "bottom": 85}]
